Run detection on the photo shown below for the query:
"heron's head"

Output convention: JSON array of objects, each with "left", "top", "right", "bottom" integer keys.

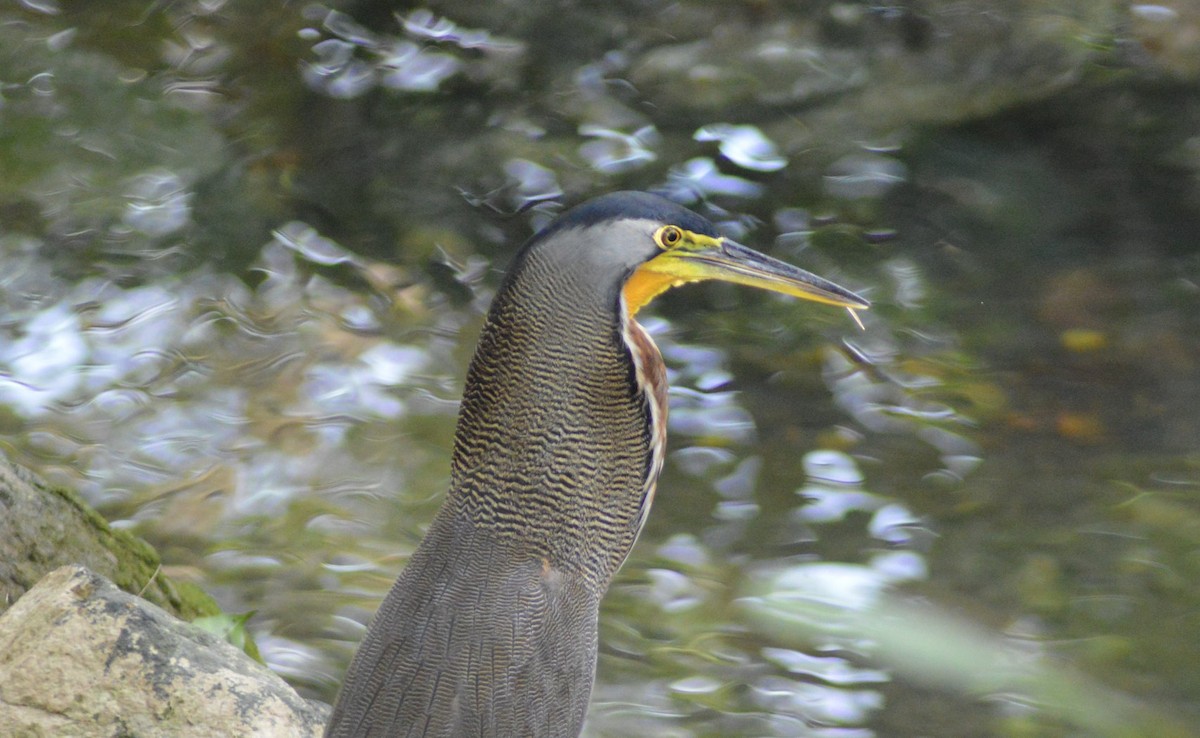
[{"left": 519, "top": 191, "right": 869, "bottom": 319}]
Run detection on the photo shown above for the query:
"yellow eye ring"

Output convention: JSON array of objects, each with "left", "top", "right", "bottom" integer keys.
[{"left": 658, "top": 226, "right": 683, "bottom": 248}]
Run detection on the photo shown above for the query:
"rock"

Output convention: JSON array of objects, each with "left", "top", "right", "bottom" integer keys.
[
  {"left": 0, "top": 565, "right": 330, "bottom": 737},
  {"left": 0, "top": 453, "right": 219, "bottom": 620}
]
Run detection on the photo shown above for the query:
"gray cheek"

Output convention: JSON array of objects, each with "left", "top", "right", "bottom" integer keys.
[{"left": 541, "top": 219, "right": 661, "bottom": 276}]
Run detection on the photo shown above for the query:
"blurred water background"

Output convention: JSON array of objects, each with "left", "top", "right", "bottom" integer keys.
[{"left": 2, "top": 2, "right": 1199, "bottom": 735}]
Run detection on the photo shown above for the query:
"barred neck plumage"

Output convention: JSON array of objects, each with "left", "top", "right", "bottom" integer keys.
[{"left": 446, "top": 225, "right": 666, "bottom": 591}]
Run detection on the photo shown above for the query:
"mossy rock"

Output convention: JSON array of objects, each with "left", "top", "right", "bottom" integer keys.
[{"left": 0, "top": 454, "right": 220, "bottom": 620}]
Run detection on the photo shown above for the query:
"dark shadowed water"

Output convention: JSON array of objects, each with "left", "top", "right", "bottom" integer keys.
[{"left": 2, "top": 2, "right": 1199, "bottom": 736}]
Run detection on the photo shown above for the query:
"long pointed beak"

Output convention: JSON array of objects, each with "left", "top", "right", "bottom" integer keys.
[
  {"left": 624, "top": 235, "right": 869, "bottom": 317},
  {"left": 684, "top": 238, "right": 870, "bottom": 310}
]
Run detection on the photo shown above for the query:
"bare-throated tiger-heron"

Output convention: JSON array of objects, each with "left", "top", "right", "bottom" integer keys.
[{"left": 325, "top": 191, "right": 869, "bottom": 737}]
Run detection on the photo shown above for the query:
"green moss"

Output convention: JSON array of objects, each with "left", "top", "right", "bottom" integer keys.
[{"left": 47, "top": 483, "right": 222, "bottom": 621}]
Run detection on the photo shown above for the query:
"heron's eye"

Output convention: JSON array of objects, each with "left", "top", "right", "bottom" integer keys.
[{"left": 658, "top": 226, "right": 683, "bottom": 249}]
